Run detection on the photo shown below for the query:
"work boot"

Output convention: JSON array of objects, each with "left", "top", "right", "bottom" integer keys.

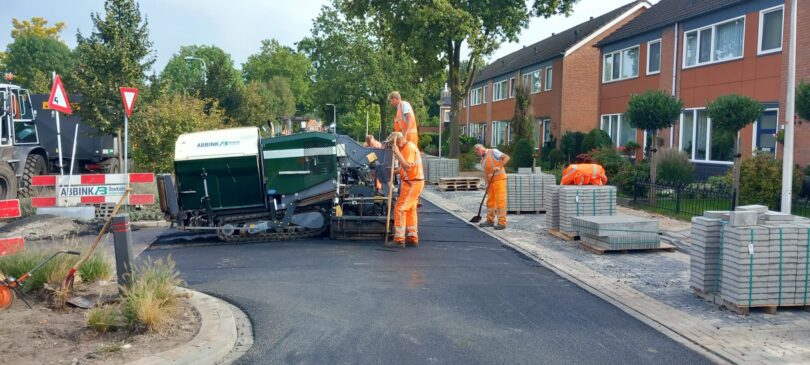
[
  {"left": 479, "top": 221, "right": 495, "bottom": 228},
  {"left": 494, "top": 224, "right": 506, "bottom": 230},
  {"left": 384, "top": 241, "right": 405, "bottom": 248},
  {"left": 406, "top": 240, "right": 419, "bottom": 247}
]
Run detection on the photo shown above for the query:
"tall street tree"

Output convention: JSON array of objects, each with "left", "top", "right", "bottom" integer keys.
[
  {"left": 160, "top": 45, "right": 244, "bottom": 120},
  {"left": 243, "top": 39, "right": 314, "bottom": 113},
  {"left": 73, "top": 0, "right": 155, "bottom": 136},
  {"left": 342, "top": 0, "right": 578, "bottom": 157},
  {"left": 299, "top": 2, "right": 439, "bottom": 138},
  {"left": 5, "top": 36, "right": 73, "bottom": 94},
  {"left": 11, "top": 17, "right": 66, "bottom": 40},
  {"left": 237, "top": 77, "right": 296, "bottom": 128}
]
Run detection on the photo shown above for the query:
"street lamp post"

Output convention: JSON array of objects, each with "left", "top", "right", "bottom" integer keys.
[
  {"left": 184, "top": 56, "right": 207, "bottom": 86},
  {"left": 438, "top": 84, "right": 451, "bottom": 158}
]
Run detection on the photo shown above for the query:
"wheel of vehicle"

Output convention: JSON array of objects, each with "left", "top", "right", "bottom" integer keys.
[
  {"left": 103, "top": 158, "right": 120, "bottom": 174},
  {"left": 0, "top": 164, "right": 18, "bottom": 200},
  {"left": 19, "top": 154, "right": 47, "bottom": 198}
]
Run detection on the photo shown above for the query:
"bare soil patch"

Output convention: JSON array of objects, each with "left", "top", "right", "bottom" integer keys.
[
  {"left": 0, "top": 280, "right": 200, "bottom": 365},
  {"left": 0, "top": 215, "right": 103, "bottom": 241}
]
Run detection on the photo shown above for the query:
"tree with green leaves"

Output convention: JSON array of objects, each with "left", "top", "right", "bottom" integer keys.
[
  {"left": 160, "top": 45, "right": 243, "bottom": 120},
  {"left": 243, "top": 39, "right": 314, "bottom": 113},
  {"left": 132, "top": 94, "right": 226, "bottom": 173},
  {"left": 298, "top": 2, "right": 438, "bottom": 138},
  {"left": 342, "top": 0, "right": 577, "bottom": 158},
  {"left": 707, "top": 94, "right": 764, "bottom": 208},
  {"left": 73, "top": 0, "right": 155, "bottom": 136},
  {"left": 11, "top": 17, "right": 66, "bottom": 40},
  {"left": 510, "top": 79, "right": 534, "bottom": 143},
  {"left": 237, "top": 78, "right": 296, "bottom": 128},
  {"left": 4, "top": 34, "right": 73, "bottom": 93},
  {"left": 624, "top": 90, "right": 683, "bottom": 189}
]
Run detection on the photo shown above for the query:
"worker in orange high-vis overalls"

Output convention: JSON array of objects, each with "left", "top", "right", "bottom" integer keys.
[
  {"left": 385, "top": 132, "right": 424, "bottom": 248},
  {"left": 388, "top": 91, "right": 419, "bottom": 147},
  {"left": 364, "top": 134, "right": 383, "bottom": 191},
  {"left": 475, "top": 144, "right": 510, "bottom": 230}
]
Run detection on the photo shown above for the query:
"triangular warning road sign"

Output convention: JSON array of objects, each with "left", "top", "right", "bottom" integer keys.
[
  {"left": 120, "top": 87, "right": 139, "bottom": 117},
  {"left": 47, "top": 75, "right": 72, "bottom": 114}
]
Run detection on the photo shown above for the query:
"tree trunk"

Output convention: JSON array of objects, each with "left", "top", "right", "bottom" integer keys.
[
  {"left": 649, "top": 129, "right": 657, "bottom": 205},
  {"left": 732, "top": 130, "right": 741, "bottom": 209},
  {"left": 448, "top": 41, "right": 461, "bottom": 158}
]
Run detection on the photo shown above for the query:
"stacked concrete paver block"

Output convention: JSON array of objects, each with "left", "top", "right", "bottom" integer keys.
[
  {"left": 506, "top": 172, "right": 556, "bottom": 213},
  {"left": 544, "top": 185, "right": 560, "bottom": 230},
  {"left": 423, "top": 157, "right": 459, "bottom": 184},
  {"left": 557, "top": 185, "right": 618, "bottom": 234},
  {"left": 572, "top": 215, "right": 661, "bottom": 250},
  {"left": 689, "top": 205, "right": 810, "bottom": 309}
]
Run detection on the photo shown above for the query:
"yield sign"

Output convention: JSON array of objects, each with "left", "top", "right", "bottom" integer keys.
[
  {"left": 47, "top": 75, "right": 72, "bottom": 114},
  {"left": 120, "top": 87, "right": 139, "bottom": 117}
]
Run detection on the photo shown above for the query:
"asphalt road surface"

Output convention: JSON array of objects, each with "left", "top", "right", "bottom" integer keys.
[{"left": 145, "top": 201, "right": 711, "bottom": 365}]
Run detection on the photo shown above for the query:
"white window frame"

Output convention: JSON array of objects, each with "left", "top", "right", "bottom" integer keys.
[
  {"left": 602, "top": 45, "right": 641, "bottom": 83},
  {"left": 544, "top": 67, "right": 552, "bottom": 91},
  {"left": 493, "top": 80, "right": 508, "bottom": 101},
  {"left": 482, "top": 84, "right": 488, "bottom": 103},
  {"left": 509, "top": 77, "right": 516, "bottom": 98},
  {"left": 683, "top": 16, "right": 746, "bottom": 69},
  {"left": 678, "top": 108, "right": 734, "bottom": 165},
  {"left": 646, "top": 39, "right": 662, "bottom": 75},
  {"left": 470, "top": 87, "right": 482, "bottom": 106},
  {"left": 758, "top": 5, "right": 784, "bottom": 55},
  {"left": 491, "top": 121, "right": 509, "bottom": 146}
]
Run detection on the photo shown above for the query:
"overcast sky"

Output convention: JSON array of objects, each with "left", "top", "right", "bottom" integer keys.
[{"left": 2, "top": 0, "right": 655, "bottom": 74}]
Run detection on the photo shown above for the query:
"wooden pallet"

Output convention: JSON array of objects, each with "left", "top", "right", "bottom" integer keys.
[
  {"left": 717, "top": 298, "right": 810, "bottom": 315},
  {"left": 578, "top": 240, "right": 676, "bottom": 255},
  {"left": 548, "top": 228, "right": 579, "bottom": 241},
  {"left": 438, "top": 177, "right": 480, "bottom": 191},
  {"left": 507, "top": 209, "right": 546, "bottom": 215}
]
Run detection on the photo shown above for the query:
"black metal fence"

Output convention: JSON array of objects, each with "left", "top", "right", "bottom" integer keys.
[{"left": 619, "top": 179, "right": 810, "bottom": 220}]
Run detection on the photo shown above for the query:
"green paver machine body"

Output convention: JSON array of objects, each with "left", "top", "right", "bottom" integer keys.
[{"left": 161, "top": 127, "right": 392, "bottom": 241}]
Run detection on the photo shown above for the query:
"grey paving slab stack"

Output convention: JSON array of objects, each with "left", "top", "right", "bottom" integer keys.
[
  {"left": 425, "top": 158, "right": 459, "bottom": 184},
  {"left": 544, "top": 185, "right": 560, "bottom": 230},
  {"left": 689, "top": 214, "right": 726, "bottom": 295},
  {"left": 557, "top": 185, "right": 618, "bottom": 235},
  {"left": 572, "top": 215, "right": 661, "bottom": 250},
  {"left": 507, "top": 172, "right": 556, "bottom": 213},
  {"left": 689, "top": 208, "right": 810, "bottom": 310}
]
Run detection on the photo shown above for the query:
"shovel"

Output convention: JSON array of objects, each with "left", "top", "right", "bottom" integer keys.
[{"left": 470, "top": 174, "right": 496, "bottom": 223}]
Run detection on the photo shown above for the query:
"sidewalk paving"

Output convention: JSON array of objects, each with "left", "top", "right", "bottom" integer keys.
[{"left": 423, "top": 186, "right": 810, "bottom": 365}]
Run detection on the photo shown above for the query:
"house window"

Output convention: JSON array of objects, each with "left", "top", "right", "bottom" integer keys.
[
  {"left": 492, "top": 121, "right": 509, "bottom": 146},
  {"left": 509, "top": 77, "right": 516, "bottom": 98},
  {"left": 544, "top": 67, "right": 552, "bottom": 91},
  {"left": 534, "top": 118, "right": 552, "bottom": 147},
  {"left": 468, "top": 122, "right": 487, "bottom": 144},
  {"left": 684, "top": 16, "right": 745, "bottom": 67},
  {"left": 679, "top": 109, "right": 733, "bottom": 163},
  {"left": 647, "top": 39, "right": 661, "bottom": 75},
  {"left": 443, "top": 110, "right": 450, "bottom": 124},
  {"left": 600, "top": 114, "right": 636, "bottom": 146},
  {"left": 471, "top": 87, "right": 482, "bottom": 105},
  {"left": 759, "top": 5, "right": 784, "bottom": 55},
  {"left": 482, "top": 85, "right": 488, "bottom": 103},
  {"left": 603, "top": 46, "right": 639, "bottom": 82},
  {"left": 493, "top": 80, "right": 508, "bottom": 101}
]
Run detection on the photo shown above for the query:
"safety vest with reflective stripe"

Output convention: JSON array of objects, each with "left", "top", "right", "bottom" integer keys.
[
  {"left": 482, "top": 149, "right": 507, "bottom": 182},
  {"left": 394, "top": 101, "right": 419, "bottom": 145},
  {"left": 561, "top": 164, "right": 608, "bottom": 185},
  {"left": 399, "top": 141, "right": 424, "bottom": 181}
]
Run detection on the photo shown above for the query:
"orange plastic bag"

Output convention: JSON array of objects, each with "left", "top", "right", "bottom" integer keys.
[{"left": 561, "top": 164, "right": 608, "bottom": 186}]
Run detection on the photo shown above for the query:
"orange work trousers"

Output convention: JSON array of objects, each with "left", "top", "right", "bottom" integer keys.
[
  {"left": 486, "top": 179, "right": 507, "bottom": 226},
  {"left": 394, "top": 180, "right": 424, "bottom": 243}
]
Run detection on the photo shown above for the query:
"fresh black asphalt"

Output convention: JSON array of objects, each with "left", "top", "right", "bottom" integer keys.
[{"left": 144, "top": 201, "right": 712, "bottom": 365}]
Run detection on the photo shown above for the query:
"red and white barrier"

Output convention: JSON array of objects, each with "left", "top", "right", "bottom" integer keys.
[
  {"left": 0, "top": 199, "right": 21, "bottom": 219},
  {"left": 0, "top": 237, "right": 24, "bottom": 257},
  {"left": 30, "top": 173, "right": 156, "bottom": 207}
]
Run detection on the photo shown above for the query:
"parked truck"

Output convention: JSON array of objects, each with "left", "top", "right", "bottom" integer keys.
[{"left": 0, "top": 82, "right": 122, "bottom": 200}]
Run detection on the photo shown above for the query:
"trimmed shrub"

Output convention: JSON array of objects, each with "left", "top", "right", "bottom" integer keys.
[
  {"left": 655, "top": 148, "right": 694, "bottom": 185},
  {"left": 459, "top": 150, "right": 479, "bottom": 171},
  {"left": 559, "top": 131, "right": 586, "bottom": 163},
  {"left": 726, "top": 153, "right": 803, "bottom": 206},
  {"left": 581, "top": 129, "right": 613, "bottom": 152},
  {"left": 548, "top": 148, "right": 565, "bottom": 169},
  {"left": 614, "top": 160, "right": 650, "bottom": 194},
  {"left": 509, "top": 139, "right": 535, "bottom": 170},
  {"left": 588, "top": 147, "right": 630, "bottom": 181}
]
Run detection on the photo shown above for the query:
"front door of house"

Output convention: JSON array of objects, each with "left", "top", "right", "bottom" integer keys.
[{"left": 756, "top": 109, "right": 778, "bottom": 155}]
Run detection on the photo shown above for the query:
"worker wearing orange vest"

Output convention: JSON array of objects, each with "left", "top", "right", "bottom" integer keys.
[
  {"left": 475, "top": 144, "right": 510, "bottom": 230},
  {"left": 389, "top": 91, "right": 419, "bottom": 147},
  {"left": 560, "top": 163, "right": 608, "bottom": 185},
  {"left": 364, "top": 135, "right": 383, "bottom": 191},
  {"left": 385, "top": 132, "right": 424, "bottom": 248}
]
